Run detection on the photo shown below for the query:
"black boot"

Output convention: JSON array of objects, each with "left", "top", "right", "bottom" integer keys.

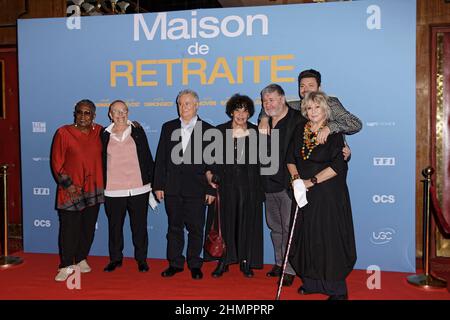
[
  {"left": 212, "top": 261, "right": 229, "bottom": 278},
  {"left": 240, "top": 260, "right": 254, "bottom": 278}
]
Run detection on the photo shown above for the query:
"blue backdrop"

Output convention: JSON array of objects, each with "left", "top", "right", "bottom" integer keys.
[{"left": 18, "top": 0, "right": 416, "bottom": 272}]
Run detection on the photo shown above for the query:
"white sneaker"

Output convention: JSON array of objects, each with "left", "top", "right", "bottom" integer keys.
[
  {"left": 77, "top": 259, "right": 91, "bottom": 273},
  {"left": 55, "top": 266, "right": 75, "bottom": 282}
]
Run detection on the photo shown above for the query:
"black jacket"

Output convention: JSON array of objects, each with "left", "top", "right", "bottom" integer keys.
[
  {"left": 153, "top": 117, "right": 215, "bottom": 197},
  {"left": 101, "top": 124, "right": 154, "bottom": 188},
  {"left": 212, "top": 121, "right": 265, "bottom": 202},
  {"left": 279, "top": 108, "right": 307, "bottom": 161},
  {"left": 263, "top": 108, "right": 307, "bottom": 192}
]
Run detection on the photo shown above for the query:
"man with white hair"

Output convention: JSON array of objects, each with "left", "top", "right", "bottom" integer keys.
[{"left": 154, "top": 89, "right": 215, "bottom": 280}]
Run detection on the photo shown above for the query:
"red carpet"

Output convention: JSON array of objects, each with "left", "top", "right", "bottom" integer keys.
[{"left": 0, "top": 252, "right": 449, "bottom": 300}]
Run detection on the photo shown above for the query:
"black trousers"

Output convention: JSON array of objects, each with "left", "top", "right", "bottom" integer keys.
[
  {"left": 58, "top": 204, "right": 100, "bottom": 268},
  {"left": 165, "top": 195, "right": 206, "bottom": 269},
  {"left": 104, "top": 192, "right": 149, "bottom": 263}
]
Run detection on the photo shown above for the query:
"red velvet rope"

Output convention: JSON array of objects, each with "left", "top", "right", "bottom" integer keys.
[{"left": 430, "top": 184, "right": 450, "bottom": 235}]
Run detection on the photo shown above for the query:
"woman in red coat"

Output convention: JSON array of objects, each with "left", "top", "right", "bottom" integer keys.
[{"left": 51, "top": 99, "right": 104, "bottom": 281}]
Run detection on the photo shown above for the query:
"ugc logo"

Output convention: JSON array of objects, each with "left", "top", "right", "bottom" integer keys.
[{"left": 370, "top": 227, "right": 395, "bottom": 245}]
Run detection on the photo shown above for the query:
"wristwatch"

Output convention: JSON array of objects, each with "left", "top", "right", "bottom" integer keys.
[{"left": 310, "top": 176, "right": 318, "bottom": 185}]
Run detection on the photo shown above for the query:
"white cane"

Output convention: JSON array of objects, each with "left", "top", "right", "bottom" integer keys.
[{"left": 276, "top": 204, "right": 300, "bottom": 300}]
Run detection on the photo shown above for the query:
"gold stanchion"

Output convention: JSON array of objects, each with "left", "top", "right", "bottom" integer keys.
[
  {"left": 407, "top": 167, "right": 446, "bottom": 288},
  {"left": 0, "top": 164, "right": 23, "bottom": 268}
]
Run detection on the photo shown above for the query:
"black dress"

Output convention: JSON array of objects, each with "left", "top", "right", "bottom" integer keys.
[
  {"left": 204, "top": 121, "right": 264, "bottom": 269},
  {"left": 287, "top": 122, "right": 357, "bottom": 295}
]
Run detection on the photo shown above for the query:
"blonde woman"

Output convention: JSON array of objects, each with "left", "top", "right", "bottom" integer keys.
[{"left": 287, "top": 91, "right": 356, "bottom": 300}]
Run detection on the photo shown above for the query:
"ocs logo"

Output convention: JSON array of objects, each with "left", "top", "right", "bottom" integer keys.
[
  {"left": 34, "top": 219, "right": 51, "bottom": 227},
  {"left": 372, "top": 195, "right": 395, "bottom": 203},
  {"left": 370, "top": 227, "right": 395, "bottom": 245}
]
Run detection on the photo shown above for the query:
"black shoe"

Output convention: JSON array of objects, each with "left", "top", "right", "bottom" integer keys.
[
  {"left": 103, "top": 260, "right": 122, "bottom": 272},
  {"left": 240, "top": 260, "right": 254, "bottom": 278},
  {"left": 327, "top": 294, "right": 348, "bottom": 300},
  {"left": 281, "top": 274, "right": 295, "bottom": 287},
  {"left": 266, "top": 265, "right": 281, "bottom": 277},
  {"left": 161, "top": 266, "right": 183, "bottom": 277},
  {"left": 212, "top": 261, "right": 229, "bottom": 278},
  {"left": 298, "top": 286, "right": 313, "bottom": 295},
  {"left": 190, "top": 268, "right": 203, "bottom": 280},
  {"left": 137, "top": 261, "right": 149, "bottom": 272}
]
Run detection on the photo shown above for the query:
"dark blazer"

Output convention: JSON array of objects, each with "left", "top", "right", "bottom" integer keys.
[
  {"left": 153, "top": 117, "right": 215, "bottom": 197},
  {"left": 101, "top": 124, "right": 154, "bottom": 188}
]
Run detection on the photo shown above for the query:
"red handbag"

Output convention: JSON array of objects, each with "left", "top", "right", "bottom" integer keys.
[{"left": 204, "top": 188, "right": 226, "bottom": 258}]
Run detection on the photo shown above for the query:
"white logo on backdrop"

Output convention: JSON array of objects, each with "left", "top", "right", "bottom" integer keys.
[
  {"left": 372, "top": 195, "right": 395, "bottom": 204},
  {"left": 34, "top": 219, "right": 51, "bottom": 227},
  {"left": 32, "top": 122, "right": 46, "bottom": 133},
  {"left": 139, "top": 122, "right": 158, "bottom": 135},
  {"left": 370, "top": 227, "right": 395, "bottom": 245},
  {"left": 366, "top": 121, "right": 396, "bottom": 127},
  {"left": 373, "top": 157, "right": 395, "bottom": 166},
  {"left": 32, "top": 157, "right": 50, "bottom": 162},
  {"left": 33, "top": 188, "right": 50, "bottom": 196},
  {"left": 134, "top": 11, "right": 269, "bottom": 41}
]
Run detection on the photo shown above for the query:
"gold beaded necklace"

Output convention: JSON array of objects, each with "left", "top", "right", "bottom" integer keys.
[{"left": 301, "top": 121, "right": 326, "bottom": 160}]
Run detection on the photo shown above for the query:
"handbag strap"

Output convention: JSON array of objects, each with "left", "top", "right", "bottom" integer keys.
[{"left": 211, "top": 187, "right": 222, "bottom": 238}]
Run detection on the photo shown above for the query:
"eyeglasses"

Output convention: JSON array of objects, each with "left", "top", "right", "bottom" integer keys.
[
  {"left": 111, "top": 110, "right": 128, "bottom": 115},
  {"left": 75, "top": 110, "right": 92, "bottom": 116}
]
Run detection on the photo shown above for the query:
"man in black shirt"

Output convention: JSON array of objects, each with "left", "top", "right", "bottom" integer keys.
[{"left": 260, "top": 84, "right": 306, "bottom": 286}]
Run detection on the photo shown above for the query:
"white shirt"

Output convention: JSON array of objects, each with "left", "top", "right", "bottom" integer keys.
[
  {"left": 105, "top": 119, "right": 133, "bottom": 142},
  {"left": 180, "top": 116, "right": 198, "bottom": 153}
]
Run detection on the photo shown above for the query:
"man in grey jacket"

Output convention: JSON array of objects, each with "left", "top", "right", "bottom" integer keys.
[{"left": 259, "top": 69, "right": 362, "bottom": 140}]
